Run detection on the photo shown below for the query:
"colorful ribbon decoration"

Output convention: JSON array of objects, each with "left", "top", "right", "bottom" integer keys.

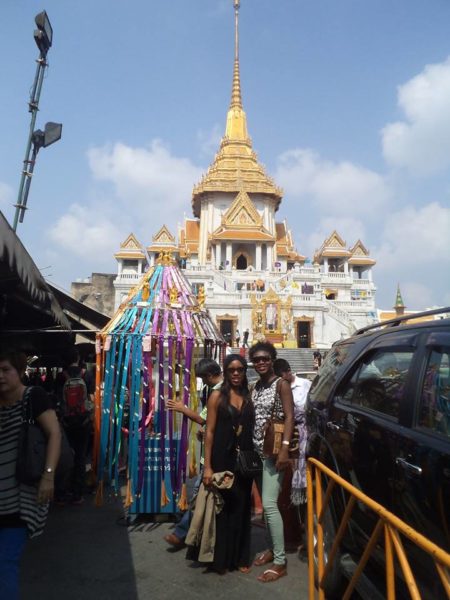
[{"left": 95, "top": 255, "right": 225, "bottom": 515}]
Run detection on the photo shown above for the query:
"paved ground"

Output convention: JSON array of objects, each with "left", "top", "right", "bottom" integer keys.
[{"left": 20, "top": 493, "right": 309, "bottom": 600}]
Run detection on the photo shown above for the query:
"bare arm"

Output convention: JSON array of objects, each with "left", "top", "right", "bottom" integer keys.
[
  {"left": 166, "top": 398, "right": 206, "bottom": 425},
  {"left": 36, "top": 409, "right": 61, "bottom": 504},
  {"left": 276, "top": 379, "right": 294, "bottom": 471},
  {"left": 203, "top": 390, "right": 220, "bottom": 486}
]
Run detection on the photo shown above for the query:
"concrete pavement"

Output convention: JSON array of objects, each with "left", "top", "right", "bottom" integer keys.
[{"left": 20, "top": 493, "right": 309, "bottom": 600}]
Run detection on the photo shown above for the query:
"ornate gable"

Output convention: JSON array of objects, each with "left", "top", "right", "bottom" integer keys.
[
  {"left": 114, "top": 232, "right": 145, "bottom": 259},
  {"left": 120, "top": 233, "right": 142, "bottom": 250},
  {"left": 222, "top": 191, "right": 262, "bottom": 228},
  {"left": 349, "top": 240, "right": 369, "bottom": 257},
  {"left": 326, "top": 230, "right": 346, "bottom": 249},
  {"left": 152, "top": 225, "right": 175, "bottom": 245}
]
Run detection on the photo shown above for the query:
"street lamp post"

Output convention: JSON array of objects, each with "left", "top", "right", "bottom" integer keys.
[{"left": 13, "top": 11, "right": 62, "bottom": 232}]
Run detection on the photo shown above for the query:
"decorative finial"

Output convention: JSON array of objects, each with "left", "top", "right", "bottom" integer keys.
[{"left": 230, "top": 0, "right": 242, "bottom": 109}]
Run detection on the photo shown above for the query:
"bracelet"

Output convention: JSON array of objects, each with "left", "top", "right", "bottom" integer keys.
[{"left": 282, "top": 440, "right": 290, "bottom": 446}]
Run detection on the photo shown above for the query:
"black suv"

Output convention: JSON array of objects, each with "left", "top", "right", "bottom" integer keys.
[{"left": 306, "top": 307, "right": 450, "bottom": 599}]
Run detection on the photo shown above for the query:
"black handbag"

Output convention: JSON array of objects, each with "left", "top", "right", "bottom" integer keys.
[
  {"left": 16, "top": 388, "right": 74, "bottom": 486},
  {"left": 236, "top": 448, "right": 262, "bottom": 478}
]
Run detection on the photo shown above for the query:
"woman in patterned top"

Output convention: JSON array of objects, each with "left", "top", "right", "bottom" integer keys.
[
  {"left": 249, "top": 342, "right": 294, "bottom": 583},
  {"left": 0, "top": 350, "right": 61, "bottom": 600}
]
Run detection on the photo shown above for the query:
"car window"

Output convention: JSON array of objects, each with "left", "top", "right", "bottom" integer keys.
[
  {"left": 418, "top": 348, "right": 450, "bottom": 438},
  {"left": 337, "top": 350, "right": 414, "bottom": 420},
  {"left": 308, "top": 343, "right": 353, "bottom": 406}
]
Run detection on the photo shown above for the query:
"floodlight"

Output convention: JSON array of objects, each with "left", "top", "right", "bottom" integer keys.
[{"left": 34, "top": 11, "right": 53, "bottom": 55}]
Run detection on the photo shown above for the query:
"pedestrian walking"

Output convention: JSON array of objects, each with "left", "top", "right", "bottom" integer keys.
[{"left": 242, "top": 328, "right": 250, "bottom": 348}]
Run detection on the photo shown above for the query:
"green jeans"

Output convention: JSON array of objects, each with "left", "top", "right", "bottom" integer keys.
[{"left": 262, "top": 457, "right": 286, "bottom": 565}]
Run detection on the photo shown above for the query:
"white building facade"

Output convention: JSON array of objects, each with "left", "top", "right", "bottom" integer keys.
[{"left": 113, "top": 3, "right": 377, "bottom": 349}]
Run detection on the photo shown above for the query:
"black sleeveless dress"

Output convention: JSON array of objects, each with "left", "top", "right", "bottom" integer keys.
[{"left": 210, "top": 399, "right": 254, "bottom": 571}]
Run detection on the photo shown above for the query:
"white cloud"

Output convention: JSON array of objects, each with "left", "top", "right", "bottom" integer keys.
[
  {"left": 87, "top": 140, "right": 203, "bottom": 221},
  {"left": 47, "top": 140, "right": 204, "bottom": 265},
  {"left": 48, "top": 203, "right": 124, "bottom": 262},
  {"left": 275, "top": 148, "right": 391, "bottom": 217},
  {"left": 375, "top": 202, "right": 450, "bottom": 270},
  {"left": 382, "top": 57, "right": 450, "bottom": 174}
]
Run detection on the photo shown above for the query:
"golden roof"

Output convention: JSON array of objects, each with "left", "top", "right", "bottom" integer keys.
[
  {"left": 191, "top": 1, "right": 282, "bottom": 218},
  {"left": 348, "top": 239, "right": 376, "bottom": 266},
  {"left": 314, "top": 230, "right": 351, "bottom": 261},
  {"left": 114, "top": 232, "right": 145, "bottom": 259}
]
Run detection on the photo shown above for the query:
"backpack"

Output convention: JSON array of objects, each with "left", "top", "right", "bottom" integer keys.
[{"left": 62, "top": 376, "right": 89, "bottom": 418}]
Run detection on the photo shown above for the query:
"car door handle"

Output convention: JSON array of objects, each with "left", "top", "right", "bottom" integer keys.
[
  {"left": 395, "top": 457, "right": 422, "bottom": 476},
  {"left": 326, "top": 421, "right": 340, "bottom": 432}
]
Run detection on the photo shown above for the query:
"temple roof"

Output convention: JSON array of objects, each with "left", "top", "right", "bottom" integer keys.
[
  {"left": 114, "top": 233, "right": 145, "bottom": 259},
  {"left": 191, "top": 1, "right": 282, "bottom": 217},
  {"left": 348, "top": 239, "right": 376, "bottom": 266}
]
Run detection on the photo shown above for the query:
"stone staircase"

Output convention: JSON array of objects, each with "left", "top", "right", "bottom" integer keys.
[{"left": 230, "top": 347, "right": 320, "bottom": 374}]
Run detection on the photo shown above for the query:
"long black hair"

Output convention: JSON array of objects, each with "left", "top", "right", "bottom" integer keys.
[{"left": 219, "top": 353, "right": 249, "bottom": 410}]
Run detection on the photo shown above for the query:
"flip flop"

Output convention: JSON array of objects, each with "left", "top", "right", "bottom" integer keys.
[
  {"left": 253, "top": 550, "right": 273, "bottom": 566},
  {"left": 257, "top": 567, "right": 287, "bottom": 583}
]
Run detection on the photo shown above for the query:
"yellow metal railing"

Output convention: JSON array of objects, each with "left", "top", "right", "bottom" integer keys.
[{"left": 306, "top": 457, "right": 450, "bottom": 600}]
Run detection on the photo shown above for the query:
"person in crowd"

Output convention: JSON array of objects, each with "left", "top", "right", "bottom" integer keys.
[
  {"left": 235, "top": 329, "right": 240, "bottom": 347},
  {"left": 249, "top": 342, "right": 294, "bottom": 583},
  {"left": 164, "top": 358, "right": 223, "bottom": 549},
  {"left": 0, "top": 350, "right": 61, "bottom": 600},
  {"left": 313, "top": 350, "right": 322, "bottom": 370},
  {"left": 58, "top": 349, "right": 93, "bottom": 505},
  {"left": 198, "top": 354, "right": 254, "bottom": 574},
  {"left": 242, "top": 328, "right": 250, "bottom": 348},
  {"left": 273, "top": 358, "right": 311, "bottom": 523}
]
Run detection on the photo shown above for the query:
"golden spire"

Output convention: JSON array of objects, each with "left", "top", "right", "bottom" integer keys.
[
  {"left": 225, "top": 0, "right": 248, "bottom": 140},
  {"left": 230, "top": 1, "right": 242, "bottom": 109},
  {"left": 191, "top": 0, "right": 283, "bottom": 216}
]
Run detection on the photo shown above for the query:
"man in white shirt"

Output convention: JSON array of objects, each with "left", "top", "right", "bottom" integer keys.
[{"left": 273, "top": 358, "right": 311, "bottom": 423}]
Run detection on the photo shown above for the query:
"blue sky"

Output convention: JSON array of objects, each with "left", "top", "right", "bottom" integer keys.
[{"left": 1, "top": 0, "right": 450, "bottom": 309}]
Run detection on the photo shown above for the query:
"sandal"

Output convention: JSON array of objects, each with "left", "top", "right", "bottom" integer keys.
[
  {"left": 257, "top": 566, "right": 287, "bottom": 583},
  {"left": 238, "top": 566, "right": 251, "bottom": 574},
  {"left": 253, "top": 550, "right": 273, "bottom": 566}
]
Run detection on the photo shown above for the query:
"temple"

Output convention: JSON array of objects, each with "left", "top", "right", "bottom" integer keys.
[{"left": 112, "top": 1, "right": 377, "bottom": 348}]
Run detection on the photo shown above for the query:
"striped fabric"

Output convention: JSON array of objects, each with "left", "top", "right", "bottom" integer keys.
[{"left": 0, "top": 398, "right": 49, "bottom": 538}]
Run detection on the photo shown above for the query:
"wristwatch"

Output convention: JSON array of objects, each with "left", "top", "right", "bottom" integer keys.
[{"left": 44, "top": 467, "right": 54, "bottom": 474}]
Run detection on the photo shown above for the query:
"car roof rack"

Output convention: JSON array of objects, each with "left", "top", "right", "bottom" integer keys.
[{"left": 354, "top": 306, "right": 450, "bottom": 336}]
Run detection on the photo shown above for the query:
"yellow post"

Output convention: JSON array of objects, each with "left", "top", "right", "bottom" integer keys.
[
  {"left": 315, "top": 469, "right": 325, "bottom": 600},
  {"left": 306, "top": 462, "right": 315, "bottom": 600},
  {"left": 389, "top": 528, "right": 421, "bottom": 600},
  {"left": 385, "top": 524, "right": 396, "bottom": 600},
  {"left": 343, "top": 519, "right": 384, "bottom": 600}
]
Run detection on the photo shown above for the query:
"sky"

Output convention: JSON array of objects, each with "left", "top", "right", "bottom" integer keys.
[{"left": 1, "top": 0, "right": 450, "bottom": 310}]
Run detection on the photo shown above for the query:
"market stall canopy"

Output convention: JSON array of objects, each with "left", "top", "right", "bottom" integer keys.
[
  {"left": 0, "top": 211, "right": 71, "bottom": 354},
  {"left": 49, "top": 283, "right": 110, "bottom": 339}
]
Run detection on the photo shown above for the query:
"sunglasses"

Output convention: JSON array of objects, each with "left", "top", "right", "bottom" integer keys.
[
  {"left": 252, "top": 355, "right": 271, "bottom": 364},
  {"left": 227, "top": 366, "right": 245, "bottom": 374}
]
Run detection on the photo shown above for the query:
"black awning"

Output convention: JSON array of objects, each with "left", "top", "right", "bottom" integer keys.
[
  {"left": 0, "top": 211, "right": 72, "bottom": 353},
  {"left": 48, "top": 283, "right": 110, "bottom": 334}
]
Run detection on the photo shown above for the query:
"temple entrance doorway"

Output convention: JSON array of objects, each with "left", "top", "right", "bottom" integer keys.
[
  {"left": 297, "top": 321, "right": 311, "bottom": 348},
  {"left": 217, "top": 314, "right": 238, "bottom": 346},
  {"left": 236, "top": 254, "right": 248, "bottom": 270}
]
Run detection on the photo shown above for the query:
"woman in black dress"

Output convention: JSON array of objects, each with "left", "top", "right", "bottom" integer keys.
[{"left": 203, "top": 354, "right": 254, "bottom": 573}]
